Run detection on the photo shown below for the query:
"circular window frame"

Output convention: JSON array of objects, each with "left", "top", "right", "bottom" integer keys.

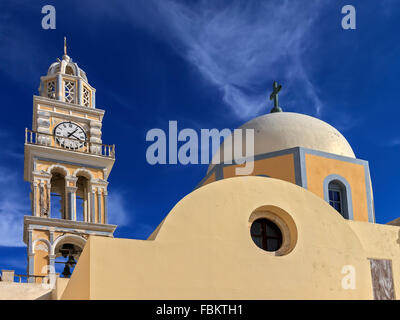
[{"left": 249, "top": 206, "right": 297, "bottom": 256}]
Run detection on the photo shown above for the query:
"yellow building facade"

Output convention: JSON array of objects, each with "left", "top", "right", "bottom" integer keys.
[
  {"left": 1, "top": 46, "right": 398, "bottom": 301},
  {"left": 60, "top": 110, "right": 395, "bottom": 300}
]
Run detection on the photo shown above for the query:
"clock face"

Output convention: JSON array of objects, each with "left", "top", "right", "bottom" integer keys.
[{"left": 54, "top": 121, "right": 87, "bottom": 149}]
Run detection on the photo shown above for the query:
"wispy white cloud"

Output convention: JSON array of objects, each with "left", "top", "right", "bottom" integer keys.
[
  {"left": 107, "top": 191, "right": 131, "bottom": 226},
  {"left": 89, "top": 0, "right": 326, "bottom": 119},
  {"left": 159, "top": 0, "right": 324, "bottom": 118},
  {"left": 0, "top": 209, "right": 25, "bottom": 247},
  {"left": 0, "top": 168, "right": 29, "bottom": 247}
]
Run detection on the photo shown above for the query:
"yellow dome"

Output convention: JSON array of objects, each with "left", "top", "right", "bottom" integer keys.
[{"left": 208, "top": 112, "right": 355, "bottom": 173}]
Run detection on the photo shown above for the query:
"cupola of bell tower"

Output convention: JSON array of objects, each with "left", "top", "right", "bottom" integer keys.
[{"left": 39, "top": 37, "right": 95, "bottom": 108}]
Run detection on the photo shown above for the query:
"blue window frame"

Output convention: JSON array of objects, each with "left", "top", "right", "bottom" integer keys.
[{"left": 328, "top": 181, "right": 345, "bottom": 216}]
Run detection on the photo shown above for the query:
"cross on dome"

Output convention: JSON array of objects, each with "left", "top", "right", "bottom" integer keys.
[{"left": 269, "top": 81, "right": 283, "bottom": 113}]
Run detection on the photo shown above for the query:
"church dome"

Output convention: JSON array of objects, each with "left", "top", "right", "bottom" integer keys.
[{"left": 208, "top": 112, "right": 355, "bottom": 173}]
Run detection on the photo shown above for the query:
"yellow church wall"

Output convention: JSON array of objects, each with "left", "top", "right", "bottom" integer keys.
[
  {"left": 348, "top": 220, "right": 400, "bottom": 296},
  {"left": 305, "top": 154, "right": 369, "bottom": 222},
  {"left": 222, "top": 154, "right": 295, "bottom": 183},
  {"left": 61, "top": 177, "right": 387, "bottom": 300},
  {"left": 52, "top": 277, "right": 70, "bottom": 300}
]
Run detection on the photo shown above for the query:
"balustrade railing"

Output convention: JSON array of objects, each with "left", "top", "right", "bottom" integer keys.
[
  {"left": 25, "top": 128, "right": 115, "bottom": 158},
  {"left": 14, "top": 274, "right": 54, "bottom": 284}
]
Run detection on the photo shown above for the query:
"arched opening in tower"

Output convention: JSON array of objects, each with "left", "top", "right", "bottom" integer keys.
[
  {"left": 50, "top": 171, "right": 66, "bottom": 219},
  {"left": 76, "top": 175, "right": 90, "bottom": 222},
  {"left": 54, "top": 236, "right": 85, "bottom": 278}
]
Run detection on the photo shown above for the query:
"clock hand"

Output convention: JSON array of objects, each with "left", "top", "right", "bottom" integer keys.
[
  {"left": 67, "top": 129, "right": 78, "bottom": 137},
  {"left": 71, "top": 134, "right": 82, "bottom": 140}
]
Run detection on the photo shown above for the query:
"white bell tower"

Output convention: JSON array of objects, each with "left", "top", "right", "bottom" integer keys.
[{"left": 23, "top": 38, "right": 117, "bottom": 282}]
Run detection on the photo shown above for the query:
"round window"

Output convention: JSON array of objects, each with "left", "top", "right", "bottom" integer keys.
[{"left": 250, "top": 218, "right": 283, "bottom": 252}]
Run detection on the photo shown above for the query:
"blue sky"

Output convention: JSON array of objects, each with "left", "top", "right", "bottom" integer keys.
[{"left": 0, "top": 0, "right": 399, "bottom": 274}]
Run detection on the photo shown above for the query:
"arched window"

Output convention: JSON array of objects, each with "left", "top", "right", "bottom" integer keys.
[
  {"left": 250, "top": 218, "right": 282, "bottom": 252},
  {"left": 324, "top": 176, "right": 353, "bottom": 220},
  {"left": 328, "top": 181, "right": 344, "bottom": 214}
]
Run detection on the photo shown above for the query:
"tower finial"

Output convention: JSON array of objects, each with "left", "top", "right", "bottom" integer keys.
[
  {"left": 269, "top": 81, "right": 283, "bottom": 113},
  {"left": 64, "top": 37, "right": 67, "bottom": 56}
]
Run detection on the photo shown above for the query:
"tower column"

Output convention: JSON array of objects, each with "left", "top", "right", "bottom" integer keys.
[
  {"left": 97, "top": 189, "right": 102, "bottom": 224},
  {"left": 66, "top": 186, "right": 78, "bottom": 221},
  {"left": 92, "top": 89, "right": 96, "bottom": 108},
  {"left": 97, "top": 188, "right": 104, "bottom": 223},
  {"left": 91, "top": 188, "right": 96, "bottom": 223},
  {"left": 77, "top": 79, "right": 83, "bottom": 105},
  {"left": 27, "top": 228, "right": 34, "bottom": 283},
  {"left": 48, "top": 254, "right": 56, "bottom": 277},
  {"left": 28, "top": 253, "right": 35, "bottom": 283},
  {"left": 32, "top": 181, "right": 38, "bottom": 217},
  {"left": 48, "top": 231, "right": 55, "bottom": 278},
  {"left": 104, "top": 189, "right": 108, "bottom": 224},
  {"left": 46, "top": 182, "right": 51, "bottom": 218},
  {"left": 65, "top": 177, "right": 78, "bottom": 221},
  {"left": 56, "top": 73, "right": 62, "bottom": 101}
]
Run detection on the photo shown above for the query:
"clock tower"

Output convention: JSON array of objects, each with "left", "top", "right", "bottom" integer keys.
[{"left": 23, "top": 40, "right": 116, "bottom": 282}]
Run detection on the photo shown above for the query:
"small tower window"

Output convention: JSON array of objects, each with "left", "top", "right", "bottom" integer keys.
[
  {"left": 64, "top": 81, "right": 75, "bottom": 103},
  {"left": 328, "top": 180, "right": 348, "bottom": 219},
  {"left": 83, "top": 86, "right": 91, "bottom": 107},
  {"left": 250, "top": 218, "right": 282, "bottom": 252},
  {"left": 47, "top": 80, "right": 56, "bottom": 99},
  {"left": 65, "top": 65, "right": 75, "bottom": 75}
]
